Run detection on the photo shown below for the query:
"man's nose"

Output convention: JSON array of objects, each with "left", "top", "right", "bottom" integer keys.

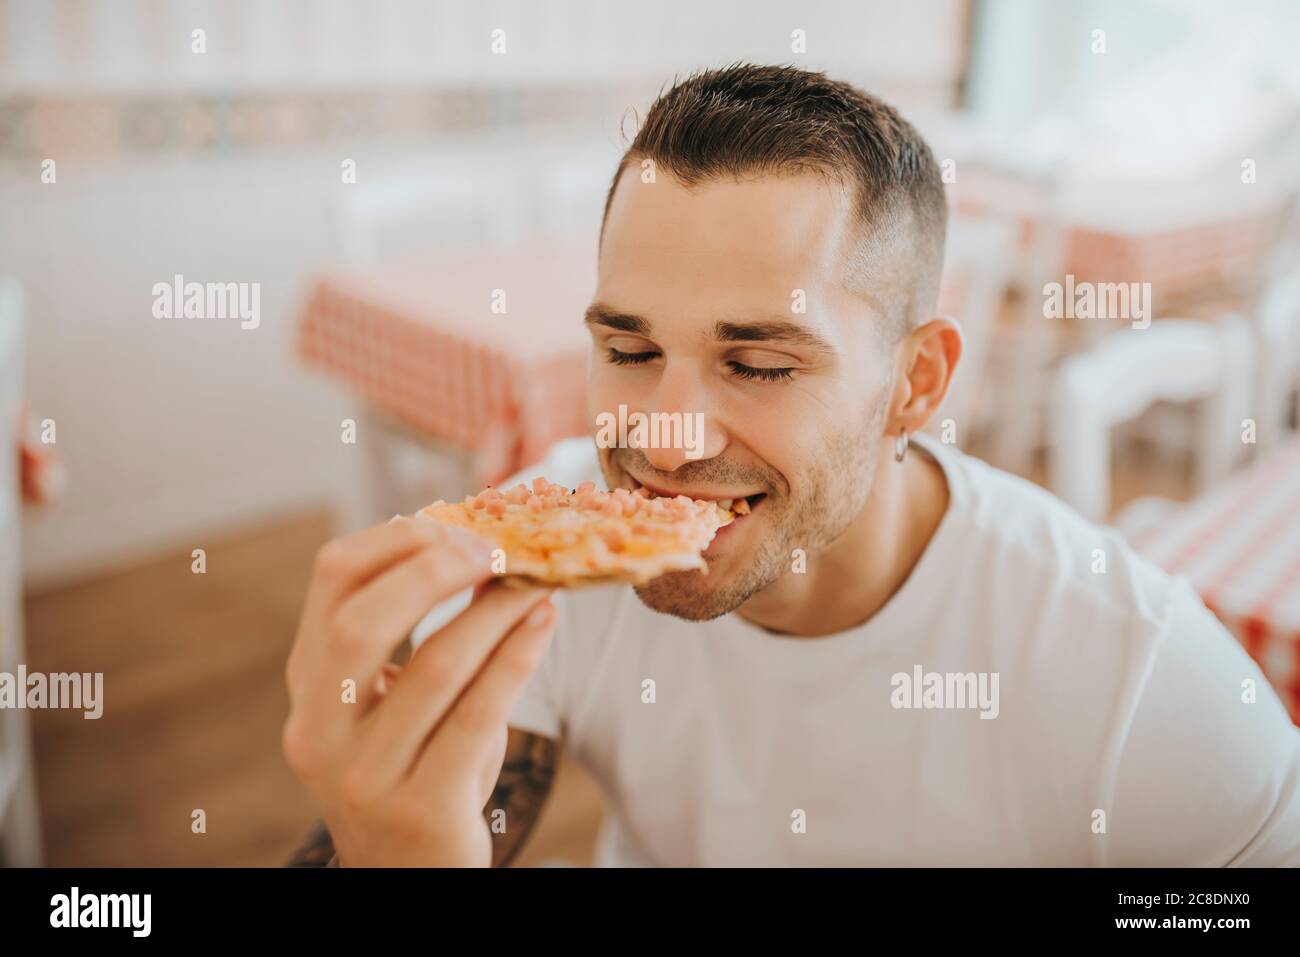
[
  {"left": 637, "top": 362, "right": 727, "bottom": 472},
  {"left": 640, "top": 436, "right": 703, "bottom": 473}
]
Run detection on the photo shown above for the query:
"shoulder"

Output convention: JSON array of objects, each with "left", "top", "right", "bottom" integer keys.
[
  {"left": 926, "top": 441, "right": 1300, "bottom": 862},
  {"left": 926, "top": 436, "right": 1185, "bottom": 630}
]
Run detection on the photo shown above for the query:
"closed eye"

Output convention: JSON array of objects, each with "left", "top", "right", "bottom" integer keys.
[
  {"left": 606, "top": 346, "right": 659, "bottom": 365},
  {"left": 727, "top": 361, "right": 795, "bottom": 382},
  {"left": 605, "top": 347, "right": 795, "bottom": 382}
]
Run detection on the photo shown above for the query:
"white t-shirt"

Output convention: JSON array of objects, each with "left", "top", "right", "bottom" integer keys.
[{"left": 495, "top": 434, "right": 1300, "bottom": 866}]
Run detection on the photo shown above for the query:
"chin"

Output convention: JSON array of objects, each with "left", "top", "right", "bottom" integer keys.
[
  {"left": 633, "top": 545, "right": 777, "bottom": 622},
  {"left": 633, "top": 572, "right": 741, "bottom": 622}
]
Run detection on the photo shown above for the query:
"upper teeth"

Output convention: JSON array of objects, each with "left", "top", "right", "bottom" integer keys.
[{"left": 632, "top": 483, "right": 746, "bottom": 511}]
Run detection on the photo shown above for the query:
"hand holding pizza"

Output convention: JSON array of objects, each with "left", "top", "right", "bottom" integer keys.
[{"left": 281, "top": 513, "right": 557, "bottom": 867}]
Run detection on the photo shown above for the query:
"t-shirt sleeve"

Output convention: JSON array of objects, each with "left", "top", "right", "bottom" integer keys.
[{"left": 1106, "top": 581, "right": 1300, "bottom": 866}]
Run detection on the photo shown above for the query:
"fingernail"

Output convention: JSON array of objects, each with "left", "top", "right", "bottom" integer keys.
[
  {"left": 388, "top": 513, "right": 403, "bottom": 524},
  {"left": 526, "top": 599, "right": 555, "bottom": 628}
]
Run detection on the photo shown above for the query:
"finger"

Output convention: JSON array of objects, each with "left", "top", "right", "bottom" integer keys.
[
  {"left": 291, "top": 520, "right": 496, "bottom": 743},
  {"left": 410, "top": 598, "right": 558, "bottom": 794},
  {"left": 290, "top": 514, "right": 472, "bottom": 686},
  {"left": 321, "top": 537, "right": 499, "bottom": 712},
  {"left": 355, "top": 584, "right": 553, "bottom": 781},
  {"left": 308, "top": 513, "right": 489, "bottom": 611},
  {"left": 475, "top": 723, "right": 509, "bottom": 806}
]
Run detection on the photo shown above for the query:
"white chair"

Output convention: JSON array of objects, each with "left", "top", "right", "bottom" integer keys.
[
  {"left": 0, "top": 277, "right": 44, "bottom": 866},
  {"left": 1252, "top": 269, "right": 1300, "bottom": 454},
  {"left": 1048, "top": 315, "right": 1253, "bottom": 522}
]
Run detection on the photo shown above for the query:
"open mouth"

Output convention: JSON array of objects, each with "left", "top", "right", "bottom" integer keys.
[{"left": 625, "top": 477, "right": 768, "bottom": 523}]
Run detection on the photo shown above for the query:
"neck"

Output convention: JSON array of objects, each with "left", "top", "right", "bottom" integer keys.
[{"left": 736, "top": 439, "right": 949, "bottom": 637}]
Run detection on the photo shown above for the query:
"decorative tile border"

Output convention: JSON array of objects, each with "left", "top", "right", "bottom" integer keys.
[{"left": 0, "top": 85, "right": 641, "bottom": 164}]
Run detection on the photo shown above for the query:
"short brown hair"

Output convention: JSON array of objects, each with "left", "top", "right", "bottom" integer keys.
[{"left": 601, "top": 63, "right": 948, "bottom": 341}]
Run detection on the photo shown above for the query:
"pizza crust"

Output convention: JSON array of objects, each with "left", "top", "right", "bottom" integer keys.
[{"left": 420, "top": 478, "right": 734, "bottom": 587}]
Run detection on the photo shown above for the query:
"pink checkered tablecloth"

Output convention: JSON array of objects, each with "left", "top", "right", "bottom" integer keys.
[
  {"left": 297, "top": 244, "right": 595, "bottom": 485},
  {"left": 1135, "top": 441, "right": 1300, "bottom": 724},
  {"left": 1064, "top": 214, "right": 1279, "bottom": 301}
]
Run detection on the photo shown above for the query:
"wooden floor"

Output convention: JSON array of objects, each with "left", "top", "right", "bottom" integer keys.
[
  {"left": 21, "top": 449, "right": 1188, "bottom": 867},
  {"left": 22, "top": 509, "right": 604, "bottom": 867}
]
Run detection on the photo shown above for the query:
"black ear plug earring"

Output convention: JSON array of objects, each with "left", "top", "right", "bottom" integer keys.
[{"left": 895, "top": 429, "right": 909, "bottom": 463}]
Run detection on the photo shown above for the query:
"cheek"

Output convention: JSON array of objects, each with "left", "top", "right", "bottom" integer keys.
[
  {"left": 771, "top": 412, "right": 872, "bottom": 522},
  {"left": 725, "top": 391, "right": 836, "bottom": 492}
]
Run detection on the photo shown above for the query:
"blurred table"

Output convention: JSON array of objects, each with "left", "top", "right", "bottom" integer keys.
[
  {"left": 297, "top": 243, "right": 594, "bottom": 501},
  {"left": 1136, "top": 440, "right": 1300, "bottom": 723},
  {"left": 1063, "top": 215, "right": 1279, "bottom": 306}
]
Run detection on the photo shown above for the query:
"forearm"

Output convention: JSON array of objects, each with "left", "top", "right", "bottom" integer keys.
[{"left": 485, "top": 731, "right": 559, "bottom": 867}]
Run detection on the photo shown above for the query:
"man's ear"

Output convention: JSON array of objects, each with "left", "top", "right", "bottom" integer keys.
[{"left": 889, "top": 317, "right": 963, "bottom": 435}]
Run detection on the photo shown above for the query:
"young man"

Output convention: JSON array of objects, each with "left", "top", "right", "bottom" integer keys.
[{"left": 283, "top": 65, "right": 1300, "bottom": 867}]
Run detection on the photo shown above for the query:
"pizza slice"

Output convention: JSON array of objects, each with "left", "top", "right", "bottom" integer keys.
[{"left": 420, "top": 478, "right": 745, "bottom": 587}]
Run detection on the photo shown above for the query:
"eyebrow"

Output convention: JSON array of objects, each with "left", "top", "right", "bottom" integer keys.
[
  {"left": 584, "top": 304, "right": 649, "bottom": 335},
  {"left": 585, "top": 303, "right": 836, "bottom": 356},
  {"left": 712, "top": 319, "right": 836, "bottom": 354}
]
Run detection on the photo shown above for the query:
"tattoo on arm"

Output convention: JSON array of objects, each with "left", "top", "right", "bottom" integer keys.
[
  {"left": 485, "top": 730, "right": 559, "bottom": 867},
  {"left": 284, "top": 819, "right": 337, "bottom": 867}
]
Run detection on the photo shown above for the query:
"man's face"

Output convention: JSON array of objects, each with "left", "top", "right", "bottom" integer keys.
[{"left": 588, "top": 168, "right": 898, "bottom": 620}]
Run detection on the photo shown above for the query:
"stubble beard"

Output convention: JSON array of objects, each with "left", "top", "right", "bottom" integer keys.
[{"left": 630, "top": 390, "right": 888, "bottom": 622}]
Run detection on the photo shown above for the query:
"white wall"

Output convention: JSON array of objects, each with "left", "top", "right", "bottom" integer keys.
[
  {"left": 0, "top": 0, "right": 967, "bottom": 97},
  {"left": 3, "top": 147, "right": 352, "bottom": 586}
]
